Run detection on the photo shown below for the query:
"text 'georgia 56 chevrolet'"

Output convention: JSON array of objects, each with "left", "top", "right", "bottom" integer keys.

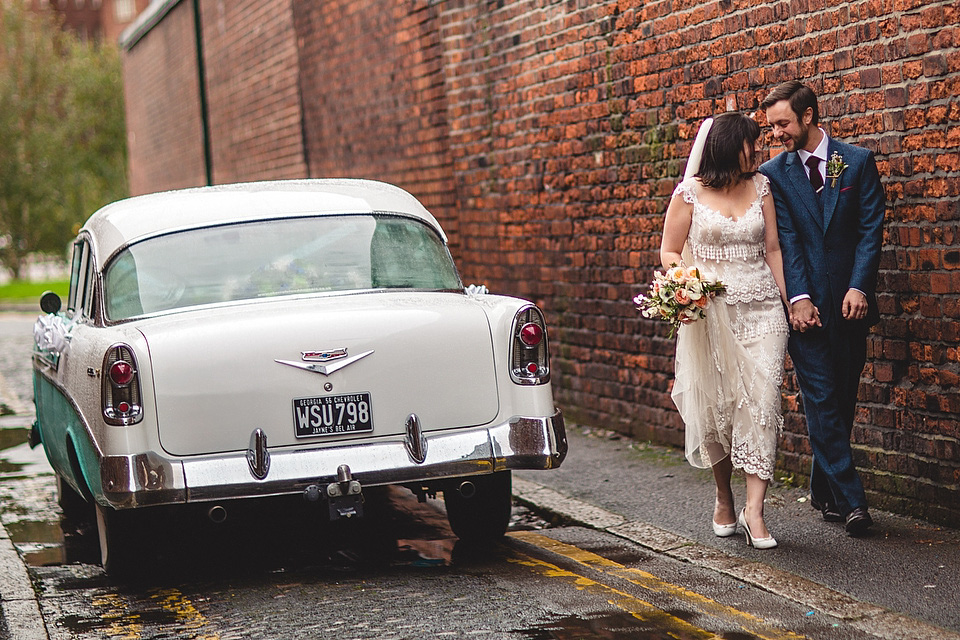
[{"left": 31, "top": 179, "right": 567, "bottom": 573}]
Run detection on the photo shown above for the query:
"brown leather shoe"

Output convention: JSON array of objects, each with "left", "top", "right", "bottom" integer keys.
[{"left": 845, "top": 507, "right": 873, "bottom": 536}]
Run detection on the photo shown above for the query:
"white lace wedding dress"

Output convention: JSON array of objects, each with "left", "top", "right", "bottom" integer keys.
[{"left": 670, "top": 174, "right": 789, "bottom": 481}]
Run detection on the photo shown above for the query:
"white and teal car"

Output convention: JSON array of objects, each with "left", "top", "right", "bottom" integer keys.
[{"left": 31, "top": 179, "right": 567, "bottom": 573}]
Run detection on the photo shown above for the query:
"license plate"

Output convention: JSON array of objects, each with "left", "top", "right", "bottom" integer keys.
[{"left": 293, "top": 393, "right": 373, "bottom": 437}]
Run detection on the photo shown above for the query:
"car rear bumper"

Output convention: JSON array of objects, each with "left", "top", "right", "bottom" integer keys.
[{"left": 100, "top": 410, "right": 566, "bottom": 509}]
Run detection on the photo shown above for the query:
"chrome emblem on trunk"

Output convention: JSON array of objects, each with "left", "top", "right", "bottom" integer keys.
[
  {"left": 275, "top": 349, "right": 374, "bottom": 376},
  {"left": 302, "top": 348, "right": 348, "bottom": 362}
]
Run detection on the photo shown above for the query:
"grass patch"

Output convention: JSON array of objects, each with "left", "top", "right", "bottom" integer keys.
[{"left": 0, "top": 279, "right": 69, "bottom": 303}]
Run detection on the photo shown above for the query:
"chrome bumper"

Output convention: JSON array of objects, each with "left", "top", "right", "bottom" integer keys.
[{"left": 100, "top": 410, "right": 566, "bottom": 509}]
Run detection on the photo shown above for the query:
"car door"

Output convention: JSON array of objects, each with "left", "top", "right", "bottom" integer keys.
[{"left": 34, "top": 238, "right": 106, "bottom": 481}]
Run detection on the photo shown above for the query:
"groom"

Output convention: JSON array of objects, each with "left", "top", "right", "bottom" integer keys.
[{"left": 758, "top": 81, "right": 885, "bottom": 536}]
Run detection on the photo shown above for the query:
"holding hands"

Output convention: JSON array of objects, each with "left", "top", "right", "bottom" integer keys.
[{"left": 789, "top": 298, "right": 821, "bottom": 332}]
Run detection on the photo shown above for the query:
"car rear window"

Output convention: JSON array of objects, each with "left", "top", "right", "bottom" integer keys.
[{"left": 103, "top": 215, "right": 462, "bottom": 320}]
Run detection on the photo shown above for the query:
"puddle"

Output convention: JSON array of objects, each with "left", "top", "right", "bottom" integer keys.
[
  {"left": 19, "top": 543, "right": 67, "bottom": 566},
  {"left": 0, "top": 426, "right": 51, "bottom": 479},
  {"left": 5, "top": 511, "right": 98, "bottom": 567},
  {"left": 0, "top": 426, "right": 28, "bottom": 449},
  {"left": 394, "top": 538, "right": 456, "bottom": 567}
]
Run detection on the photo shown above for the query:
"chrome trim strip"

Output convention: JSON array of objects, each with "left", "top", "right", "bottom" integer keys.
[{"left": 97, "top": 410, "right": 564, "bottom": 509}]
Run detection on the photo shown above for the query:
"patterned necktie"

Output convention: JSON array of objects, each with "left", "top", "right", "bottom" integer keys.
[{"left": 806, "top": 155, "right": 823, "bottom": 192}]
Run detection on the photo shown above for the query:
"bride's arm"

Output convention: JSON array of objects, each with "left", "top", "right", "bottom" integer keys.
[
  {"left": 660, "top": 193, "right": 692, "bottom": 269},
  {"left": 761, "top": 192, "right": 788, "bottom": 307}
]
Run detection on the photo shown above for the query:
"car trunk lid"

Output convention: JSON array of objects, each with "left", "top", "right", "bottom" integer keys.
[{"left": 140, "top": 293, "right": 499, "bottom": 456}]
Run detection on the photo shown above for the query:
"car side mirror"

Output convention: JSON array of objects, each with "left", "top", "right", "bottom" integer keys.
[{"left": 39, "top": 291, "right": 62, "bottom": 314}]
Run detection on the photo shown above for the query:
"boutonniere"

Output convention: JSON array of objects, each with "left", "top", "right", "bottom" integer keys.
[{"left": 826, "top": 151, "right": 848, "bottom": 188}]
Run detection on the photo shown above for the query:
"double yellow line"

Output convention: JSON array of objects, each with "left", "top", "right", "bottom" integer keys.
[{"left": 509, "top": 530, "right": 806, "bottom": 640}]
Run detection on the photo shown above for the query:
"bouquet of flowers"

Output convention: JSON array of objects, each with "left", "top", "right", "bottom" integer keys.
[{"left": 634, "top": 264, "right": 726, "bottom": 337}]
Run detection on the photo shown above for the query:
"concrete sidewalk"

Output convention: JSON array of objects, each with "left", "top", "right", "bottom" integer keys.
[{"left": 514, "top": 424, "right": 960, "bottom": 640}]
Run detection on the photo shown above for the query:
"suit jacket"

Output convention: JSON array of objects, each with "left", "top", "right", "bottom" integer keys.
[{"left": 760, "top": 138, "right": 885, "bottom": 327}]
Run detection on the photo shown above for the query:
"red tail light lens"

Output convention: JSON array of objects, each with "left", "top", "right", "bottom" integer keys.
[
  {"left": 519, "top": 323, "right": 543, "bottom": 346},
  {"left": 109, "top": 361, "right": 135, "bottom": 386}
]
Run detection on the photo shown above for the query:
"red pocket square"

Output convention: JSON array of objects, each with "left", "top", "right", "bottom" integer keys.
[{"left": 840, "top": 186, "right": 854, "bottom": 192}]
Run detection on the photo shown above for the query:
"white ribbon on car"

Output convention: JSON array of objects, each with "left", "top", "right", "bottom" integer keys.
[
  {"left": 465, "top": 284, "right": 489, "bottom": 296},
  {"left": 34, "top": 314, "right": 70, "bottom": 353}
]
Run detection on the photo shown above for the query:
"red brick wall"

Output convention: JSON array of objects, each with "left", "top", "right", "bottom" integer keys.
[
  {"left": 291, "top": 0, "right": 458, "bottom": 241},
  {"left": 122, "top": 0, "right": 960, "bottom": 525},
  {"left": 122, "top": 1, "right": 207, "bottom": 195},
  {"left": 199, "top": 0, "right": 306, "bottom": 183}
]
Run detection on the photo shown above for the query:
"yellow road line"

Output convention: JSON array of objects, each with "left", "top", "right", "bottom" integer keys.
[
  {"left": 508, "top": 551, "right": 719, "bottom": 639},
  {"left": 510, "top": 530, "right": 806, "bottom": 640},
  {"left": 152, "top": 588, "right": 220, "bottom": 639},
  {"left": 92, "top": 593, "right": 143, "bottom": 639},
  {"left": 91, "top": 589, "right": 218, "bottom": 640}
]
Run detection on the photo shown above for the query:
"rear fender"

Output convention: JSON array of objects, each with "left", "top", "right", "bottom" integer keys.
[{"left": 32, "top": 368, "right": 102, "bottom": 501}]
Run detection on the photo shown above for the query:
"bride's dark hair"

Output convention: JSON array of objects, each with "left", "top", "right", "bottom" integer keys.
[{"left": 696, "top": 112, "right": 761, "bottom": 189}]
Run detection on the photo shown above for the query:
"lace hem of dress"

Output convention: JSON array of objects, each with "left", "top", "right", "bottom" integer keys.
[
  {"left": 731, "top": 441, "right": 776, "bottom": 481},
  {"left": 696, "top": 417, "right": 781, "bottom": 481}
]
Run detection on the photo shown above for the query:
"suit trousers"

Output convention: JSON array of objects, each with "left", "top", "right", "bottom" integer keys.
[{"left": 788, "top": 318, "right": 869, "bottom": 515}]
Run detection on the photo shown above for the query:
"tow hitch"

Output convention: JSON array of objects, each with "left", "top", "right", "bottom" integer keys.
[{"left": 304, "top": 464, "right": 363, "bottom": 520}]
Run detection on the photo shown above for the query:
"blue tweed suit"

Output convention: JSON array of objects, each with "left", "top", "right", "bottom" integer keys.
[{"left": 760, "top": 138, "right": 885, "bottom": 515}]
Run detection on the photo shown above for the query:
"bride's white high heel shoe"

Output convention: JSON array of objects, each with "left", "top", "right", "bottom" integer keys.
[
  {"left": 738, "top": 509, "right": 777, "bottom": 549},
  {"left": 713, "top": 500, "right": 737, "bottom": 537},
  {"left": 712, "top": 520, "right": 737, "bottom": 537}
]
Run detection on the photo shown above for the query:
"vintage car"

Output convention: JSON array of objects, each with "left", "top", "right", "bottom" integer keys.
[{"left": 31, "top": 179, "right": 567, "bottom": 573}]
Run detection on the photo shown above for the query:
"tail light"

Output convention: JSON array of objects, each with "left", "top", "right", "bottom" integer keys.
[
  {"left": 102, "top": 344, "right": 143, "bottom": 425},
  {"left": 510, "top": 305, "right": 550, "bottom": 385}
]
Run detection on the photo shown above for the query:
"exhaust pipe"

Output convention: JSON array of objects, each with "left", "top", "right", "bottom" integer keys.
[
  {"left": 207, "top": 505, "right": 227, "bottom": 524},
  {"left": 458, "top": 481, "right": 476, "bottom": 499}
]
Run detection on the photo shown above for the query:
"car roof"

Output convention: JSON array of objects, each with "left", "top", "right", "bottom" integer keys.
[{"left": 82, "top": 179, "right": 447, "bottom": 269}]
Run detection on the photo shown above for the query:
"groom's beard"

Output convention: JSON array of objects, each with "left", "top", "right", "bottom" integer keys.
[{"left": 778, "top": 126, "right": 809, "bottom": 152}]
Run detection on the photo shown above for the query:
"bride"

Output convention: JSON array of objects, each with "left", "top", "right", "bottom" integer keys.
[{"left": 659, "top": 112, "right": 790, "bottom": 549}]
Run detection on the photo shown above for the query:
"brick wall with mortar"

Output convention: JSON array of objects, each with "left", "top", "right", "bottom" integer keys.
[
  {"left": 122, "top": 0, "right": 207, "bottom": 195},
  {"left": 200, "top": 0, "right": 307, "bottom": 183},
  {"left": 291, "top": 0, "right": 459, "bottom": 242},
  {"left": 122, "top": 0, "right": 960, "bottom": 526}
]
